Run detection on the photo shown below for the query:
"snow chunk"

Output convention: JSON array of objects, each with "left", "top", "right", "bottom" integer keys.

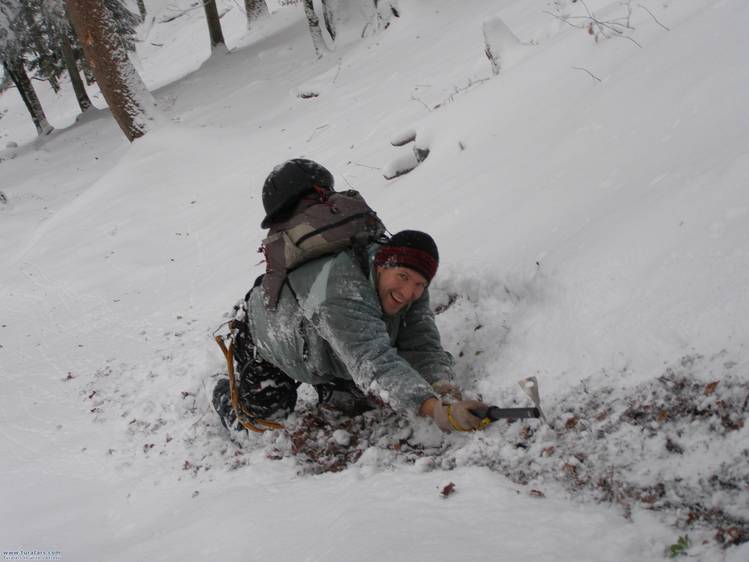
[
  {"left": 482, "top": 15, "right": 526, "bottom": 75},
  {"left": 383, "top": 151, "right": 418, "bottom": 180},
  {"left": 332, "top": 429, "right": 351, "bottom": 446},
  {"left": 390, "top": 129, "right": 417, "bottom": 147}
]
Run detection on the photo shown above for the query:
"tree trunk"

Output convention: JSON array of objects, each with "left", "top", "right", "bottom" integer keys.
[
  {"left": 59, "top": 31, "right": 92, "bottom": 112},
  {"left": 303, "top": 0, "right": 326, "bottom": 57},
  {"left": 82, "top": 62, "right": 96, "bottom": 85},
  {"left": 65, "top": 0, "right": 158, "bottom": 141},
  {"left": 373, "top": 0, "right": 399, "bottom": 29},
  {"left": 244, "top": 0, "right": 268, "bottom": 30},
  {"left": 202, "top": 0, "right": 226, "bottom": 49},
  {"left": 137, "top": 0, "right": 146, "bottom": 22},
  {"left": 321, "top": 0, "right": 336, "bottom": 41},
  {"left": 2, "top": 60, "right": 54, "bottom": 136}
]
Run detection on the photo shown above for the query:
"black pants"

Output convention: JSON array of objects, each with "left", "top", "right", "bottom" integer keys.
[
  {"left": 236, "top": 354, "right": 300, "bottom": 419},
  {"left": 233, "top": 347, "right": 374, "bottom": 419}
]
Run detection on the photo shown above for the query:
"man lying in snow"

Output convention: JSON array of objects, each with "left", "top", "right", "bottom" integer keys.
[{"left": 212, "top": 159, "right": 489, "bottom": 433}]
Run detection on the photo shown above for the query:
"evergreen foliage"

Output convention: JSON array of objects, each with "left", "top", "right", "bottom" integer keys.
[
  {"left": 1, "top": 0, "right": 139, "bottom": 91},
  {"left": 0, "top": 0, "right": 22, "bottom": 55}
]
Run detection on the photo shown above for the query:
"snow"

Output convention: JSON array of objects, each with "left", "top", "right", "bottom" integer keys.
[{"left": 1, "top": 0, "right": 748, "bottom": 560}]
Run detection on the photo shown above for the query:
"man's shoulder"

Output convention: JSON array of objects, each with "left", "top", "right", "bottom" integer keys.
[
  {"left": 285, "top": 249, "right": 371, "bottom": 302},
  {"left": 292, "top": 248, "right": 367, "bottom": 280}
]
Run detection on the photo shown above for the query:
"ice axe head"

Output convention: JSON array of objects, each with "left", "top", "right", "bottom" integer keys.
[{"left": 518, "top": 376, "right": 549, "bottom": 424}]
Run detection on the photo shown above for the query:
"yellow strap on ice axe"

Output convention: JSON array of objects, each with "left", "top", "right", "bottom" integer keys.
[{"left": 446, "top": 405, "right": 492, "bottom": 431}]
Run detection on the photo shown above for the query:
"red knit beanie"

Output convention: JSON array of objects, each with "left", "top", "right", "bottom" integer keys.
[{"left": 374, "top": 230, "right": 439, "bottom": 282}]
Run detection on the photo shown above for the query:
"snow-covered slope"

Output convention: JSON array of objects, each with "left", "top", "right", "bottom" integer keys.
[{"left": 1, "top": 1, "right": 747, "bottom": 560}]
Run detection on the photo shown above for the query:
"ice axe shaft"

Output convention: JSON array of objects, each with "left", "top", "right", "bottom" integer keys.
[
  {"left": 469, "top": 406, "right": 540, "bottom": 429},
  {"left": 471, "top": 406, "right": 540, "bottom": 421},
  {"left": 484, "top": 406, "right": 540, "bottom": 420}
]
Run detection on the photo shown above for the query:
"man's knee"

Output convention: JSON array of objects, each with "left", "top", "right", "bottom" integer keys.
[{"left": 238, "top": 358, "right": 299, "bottom": 419}]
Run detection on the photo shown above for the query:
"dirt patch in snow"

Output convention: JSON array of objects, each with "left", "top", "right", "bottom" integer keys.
[{"left": 251, "top": 353, "right": 748, "bottom": 551}]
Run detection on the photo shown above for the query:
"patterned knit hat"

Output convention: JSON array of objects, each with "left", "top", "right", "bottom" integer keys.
[{"left": 374, "top": 230, "right": 439, "bottom": 282}]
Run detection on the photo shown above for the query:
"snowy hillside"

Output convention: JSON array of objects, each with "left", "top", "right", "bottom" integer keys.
[{"left": 1, "top": 0, "right": 747, "bottom": 560}]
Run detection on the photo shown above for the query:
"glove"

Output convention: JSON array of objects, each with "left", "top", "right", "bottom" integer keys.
[
  {"left": 428, "top": 399, "right": 490, "bottom": 433},
  {"left": 431, "top": 380, "right": 463, "bottom": 401}
]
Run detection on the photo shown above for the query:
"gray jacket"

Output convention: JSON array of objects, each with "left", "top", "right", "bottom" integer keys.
[{"left": 247, "top": 246, "right": 454, "bottom": 413}]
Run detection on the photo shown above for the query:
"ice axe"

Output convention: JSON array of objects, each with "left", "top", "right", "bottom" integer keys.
[{"left": 472, "top": 376, "right": 549, "bottom": 428}]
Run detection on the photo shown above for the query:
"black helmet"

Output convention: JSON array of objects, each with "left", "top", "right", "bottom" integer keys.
[{"left": 260, "top": 159, "right": 334, "bottom": 228}]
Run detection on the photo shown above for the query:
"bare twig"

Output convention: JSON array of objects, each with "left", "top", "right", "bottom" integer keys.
[
  {"left": 544, "top": 0, "right": 642, "bottom": 47},
  {"left": 572, "top": 66, "right": 602, "bottom": 82},
  {"left": 410, "top": 92, "right": 431, "bottom": 112},
  {"left": 616, "top": 33, "right": 642, "bottom": 48},
  {"left": 189, "top": 412, "right": 207, "bottom": 430},
  {"left": 433, "top": 77, "right": 490, "bottom": 109},
  {"left": 164, "top": 0, "right": 232, "bottom": 19},
  {"left": 579, "top": 0, "right": 634, "bottom": 30},
  {"left": 543, "top": 10, "right": 578, "bottom": 29},
  {"left": 306, "top": 124, "right": 329, "bottom": 143},
  {"left": 332, "top": 59, "right": 343, "bottom": 84},
  {"left": 351, "top": 162, "right": 381, "bottom": 170},
  {"left": 340, "top": 174, "right": 355, "bottom": 189},
  {"left": 165, "top": 1, "right": 209, "bottom": 17},
  {"left": 638, "top": 4, "right": 670, "bottom": 31}
]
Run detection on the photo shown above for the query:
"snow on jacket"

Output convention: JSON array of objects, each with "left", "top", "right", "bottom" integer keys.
[{"left": 247, "top": 245, "right": 454, "bottom": 413}]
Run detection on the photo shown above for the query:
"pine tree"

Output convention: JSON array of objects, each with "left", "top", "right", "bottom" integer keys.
[
  {"left": 321, "top": 0, "right": 335, "bottom": 42},
  {"left": 3, "top": 0, "right": 140, "bottom": 119},
  {"left": 39, "top": 1, "right": 96, "bottom": 112},
  {"left": 58, "top": 15, "right": 91, "bottom": 112},
  {"left": 303, "top": 0, "right": 326, "bottom": 57},
  {"left": 372, "top": 0, "right": 399, "bottom": 31},
  {"left": 1, "top": 0, "right": 55, "bottom": 135},
  {"left": 12, "top": 0, "right": 139, "bottom": 97},
  {"left": 65, "top": 0, "right": 158, "bottom": 141},
  {"left": 102, "top": 0, "right": 140, "bottom": 51},
  {"left": 203, "top": 0, "right": 226, "bottom": 49},
  {"left": 244, "top": 0, "right": 268, "bottom": 31},
  {"left": 21, "top": 1, "right": 62, "bottom": 92},
  {"left": 2, "top": 59, "right": 54, "bottom": 134}
]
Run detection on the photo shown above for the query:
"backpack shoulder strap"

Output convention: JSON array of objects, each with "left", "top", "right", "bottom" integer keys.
[{"left": 353, "top": 244, "right": 371, "bottom": 280}]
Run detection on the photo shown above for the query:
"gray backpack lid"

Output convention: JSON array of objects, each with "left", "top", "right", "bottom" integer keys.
[{"left": 261, "top": 190, "right": 386, "bottom": 308}]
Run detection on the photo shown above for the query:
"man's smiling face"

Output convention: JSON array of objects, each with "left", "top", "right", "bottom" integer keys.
[{"left": 375, "top": 266, "right": 427, "bottom": 316}]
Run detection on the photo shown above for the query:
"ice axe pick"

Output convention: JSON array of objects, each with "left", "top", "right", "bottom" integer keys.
[
  {"left": 517, "top": 376, "right": 549, "bottom": 425},
  {"left": 468, "top": 377, "right": 549, "bottom": 428}
]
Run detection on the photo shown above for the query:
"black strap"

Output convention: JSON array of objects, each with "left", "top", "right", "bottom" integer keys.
[
  {"left": 244, "top": 274, "right": 265, "bottom": 302},
  {"left": 295, "top": 212, "right": 373, "bottom": 245},
  {"left": 285, "top": 277, "right": 300, "bottom": 303},
  {"left": 353, "top": 244, "right": 371, "bottom": 280}
]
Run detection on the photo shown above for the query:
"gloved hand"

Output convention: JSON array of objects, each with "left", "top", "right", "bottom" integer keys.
[
  {"left": 421, "top": 398, "right": 490, "bottom": 433},
  {"left": 431, "top": 380, "right": 462, "bottom": 401}
]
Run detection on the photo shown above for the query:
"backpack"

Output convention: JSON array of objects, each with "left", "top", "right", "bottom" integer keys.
[{"left": 260, "top": 188, "right": 387, "bottom": 308}]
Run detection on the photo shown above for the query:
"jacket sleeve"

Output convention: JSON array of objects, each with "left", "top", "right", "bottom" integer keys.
[
  {"left": 312, "top": 272, "right": 438, "bottom": 414},
  {"left": 396, "top": 291, "right": 456, "bottom": 385}
]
